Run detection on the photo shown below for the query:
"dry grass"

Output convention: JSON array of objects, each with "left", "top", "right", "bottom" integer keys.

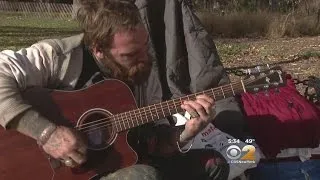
[
  {"left": 215, "top": 36, "right": 320, "bottom": 97},
  {"left": 196, "top": 8, "right": 320, "bottom": 38},
  {"left": 197, "top": 11, "right": 271, "bottom": 38}
]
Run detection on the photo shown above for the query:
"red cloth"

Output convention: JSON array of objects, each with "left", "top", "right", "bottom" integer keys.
[{"left": 241, "top": 75, "right": 320, "bottom": 157}]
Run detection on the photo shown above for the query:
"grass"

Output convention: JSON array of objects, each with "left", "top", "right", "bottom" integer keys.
[
  {"left": 299, "top": 50, "right": 320, "bottom": 59},
  {"left": 197, "top": 10, "right": 320, "bottom": 39},
  {"left": 0, "top": 11, "right": 252, "bottom": 60},
  {"left": 0, "top": 12, "right": 81, "bottom": 51},
  {"left": 1, "top": 11, "right": 319, "bottom": 64},
  {"left": 215, "top": 41, "right": 250, "bottom": 62}
]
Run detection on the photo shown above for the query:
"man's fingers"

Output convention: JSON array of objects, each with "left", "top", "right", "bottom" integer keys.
[
  {"left": 195, "top": 94, "right": 214, "bottom": 104},
  {"left": 183, "top": 101, "right": 207, "bottom": 118},
  {"left": 195, "top": 98, "right": 213, "bottom": 114},
  {"left": 77, "top": 145, "right": 87, "bottom": 155}
]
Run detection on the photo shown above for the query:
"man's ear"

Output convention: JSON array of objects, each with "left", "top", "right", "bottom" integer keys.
[{"left": 92, "top": 47, "right": 104, "bottom": 59}]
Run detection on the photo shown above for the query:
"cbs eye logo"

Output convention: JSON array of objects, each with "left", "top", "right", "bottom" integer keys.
[{"left": 226, "top": 145, "right": 256, "bottom": 161}]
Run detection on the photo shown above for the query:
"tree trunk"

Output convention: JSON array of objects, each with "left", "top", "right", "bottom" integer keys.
[
  {"left": 270, "top": 0, "right": 277, "bottom": 11},
  {"left": 72, "top": 0, "right": 79, "bottom": 19}
]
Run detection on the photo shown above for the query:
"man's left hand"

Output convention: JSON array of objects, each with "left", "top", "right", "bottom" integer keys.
[{"left": 180, "top": 94, "right": 215, "bottom": 143}]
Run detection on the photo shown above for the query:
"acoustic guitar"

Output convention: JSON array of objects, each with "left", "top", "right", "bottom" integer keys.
[{"left": 0, "top": 66, "right": 285, "bottom": 180}]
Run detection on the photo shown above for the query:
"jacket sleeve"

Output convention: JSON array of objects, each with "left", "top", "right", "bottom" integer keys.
[
  {"left": 0, "top": 42, "right": 61, "bottom": 139},
  {"left": 180, "top": 1, "right": 248, "bottom": 139}
]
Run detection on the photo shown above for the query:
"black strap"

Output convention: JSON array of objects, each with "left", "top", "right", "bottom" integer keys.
[{"left": 75, "top": 46, "right": 102, "bottom": 89}]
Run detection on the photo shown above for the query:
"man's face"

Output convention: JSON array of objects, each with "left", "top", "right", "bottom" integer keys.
[
  {"left": 110, "top": 24, "right": 149, "bottom": 70},
  {"left": 94, "top": 24, "right": 152, "bottom": 84}
]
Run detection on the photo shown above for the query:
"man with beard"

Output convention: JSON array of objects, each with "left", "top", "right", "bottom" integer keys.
[{"left": 0, "top": 0, "right": 232, "bottom": 180}]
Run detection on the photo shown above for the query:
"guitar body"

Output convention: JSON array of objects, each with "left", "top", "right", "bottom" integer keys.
[
  {"left": 0, "top": 79, "right": 139, "bottom": 180},
  {"left": 0, "top": 66, "right": 286, "bottom": 180}
]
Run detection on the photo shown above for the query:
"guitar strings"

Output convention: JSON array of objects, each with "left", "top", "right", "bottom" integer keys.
[
  {"left": 76, "top": 81, "right": 245, "bottom": 132},
  {"left": 77, "top": 79, "right": 254, "bottom": 133},
  {"left": 80, "top": 71, "right": 281, "bottom": 134},
  {"left": 77, "top": 80, "right": 253, "bottom": 133},
  {"left": 77, "top": 79, "right": 255, "bottom": 134},
  {"left": 79, "top": 86, "right": 240, "bottom": 134}
]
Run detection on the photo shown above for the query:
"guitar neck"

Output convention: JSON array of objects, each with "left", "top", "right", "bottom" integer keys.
[{"left": 112, "top": 80, "right": 247, "bottom": 132}]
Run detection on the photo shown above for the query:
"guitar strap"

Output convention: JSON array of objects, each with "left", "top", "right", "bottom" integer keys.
[{"left": 75, "top": 45, "right": 106, "bottom": 90}]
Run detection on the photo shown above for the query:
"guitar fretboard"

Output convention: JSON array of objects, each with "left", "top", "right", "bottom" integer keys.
[{"left": 111, "top": 80, "right": 247, "bottom": 132}]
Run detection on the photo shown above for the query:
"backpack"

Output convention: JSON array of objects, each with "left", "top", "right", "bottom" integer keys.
[{"left": 239, "top": 73, "right": 320, "bottom": 158}]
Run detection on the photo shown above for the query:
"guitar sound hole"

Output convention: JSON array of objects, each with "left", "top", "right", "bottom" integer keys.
[{"left": 77, "top": 109, "right": 117, "bottom": 150}]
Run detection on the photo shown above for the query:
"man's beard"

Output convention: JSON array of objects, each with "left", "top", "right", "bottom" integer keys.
[{"left": 100, "top": 54, "right": 153, "bottom": 85}]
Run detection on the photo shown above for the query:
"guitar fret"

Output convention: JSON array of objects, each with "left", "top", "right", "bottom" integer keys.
[
  {"left": 142, "top": 107, "right": 148, "bottom": 123},
  {"left": 221, "top": 86, "right": 225, "bottom": 98},
  {"left": 154, "top": 104, "right": 160, "bottom": 119},
  {"left": 230, "top": 83, "right": 235, "bottom": 95},
  {"left": 159, "top": 103, "right": 166, "bottom": 117},
  {"left": 179, "top": 97, "right": 184, "bottom": 112},
  {"left": 148, "top": 105, "right": 154, "bottom": 121},
  {"left": 166, "top": 101, "right": 171, "bottom": 114},
  {"left": 114, "top": 115, "right": 119, "bottom": 132},
  {"left": 137, "top": 108, "right": 142, "bottom": 126},
  {"left": 133, "top": 110, "right": 138, "bottom": 128},
  {"left": 211, "top": 88, "right": 216, "bottom": 100},
  {"left": 128, "top": 112, "right": 133, "bottom": 128},
  {"left": 122, "top": 113, "right": 126, "bottom": 130},
  {"left": 139, "top": 108, "right": 144, "bottom": 124},
  {"left": 124, "top": 112, "right": 129, "bottom": 129},
  {"left": 173, "top": 100, "right": 178, "bottom": 113},
  {"left": 119, "top": 113, "right": 123, "bottom": 131}
]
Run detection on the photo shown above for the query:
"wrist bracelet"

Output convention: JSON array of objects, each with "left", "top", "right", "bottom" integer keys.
[
  {"left": 176, "top": 128, "right": 194, "bottom": 153},
  {"left": 176, "top": 136, "right": 194, "bottom": 153},
  {"left": 37, "top": 123, "right": 57, "bottom": 146}
]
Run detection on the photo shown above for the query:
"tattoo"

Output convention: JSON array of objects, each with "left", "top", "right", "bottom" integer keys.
[{"left": 45, "top": 131, "right": 62, "bottom": 150}]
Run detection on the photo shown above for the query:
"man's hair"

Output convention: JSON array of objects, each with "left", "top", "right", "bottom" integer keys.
[{"left": 76, "top": 0, "right": 141, "bottom": 52}]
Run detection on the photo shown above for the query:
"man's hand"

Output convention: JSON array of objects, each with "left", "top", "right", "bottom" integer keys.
[
  {"left": 180, "top": 94, "right": 215, "bottom": 142},
  {"left": 42, "top": 126, "right": 88, "bottom": 167}
]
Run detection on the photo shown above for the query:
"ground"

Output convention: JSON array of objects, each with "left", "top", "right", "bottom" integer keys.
[
  {"left": 0, "top": 12, "right": 319, "bottom": 98},
  {"left": 0, "top": 12, "right": 79, "bottom": 51},
  {"left": 215, "top": 36, "right": 320, "bottom": 97}
]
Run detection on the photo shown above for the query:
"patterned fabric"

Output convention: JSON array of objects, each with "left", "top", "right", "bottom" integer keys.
[{"left": 248, "top": 159, "right": 320, "bottom": 180}]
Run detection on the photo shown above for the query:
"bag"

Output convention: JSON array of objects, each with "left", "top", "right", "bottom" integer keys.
[
  {"left": 240, "top": 74, "right": 320, "bottom": 158},
  {"left": 173, "top": 114, "right": 261, "bottom": 180}
]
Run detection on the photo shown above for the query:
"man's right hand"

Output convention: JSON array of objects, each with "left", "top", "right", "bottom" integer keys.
[{"left": 42, "top": 126, "right": 88, "bottom": 167}]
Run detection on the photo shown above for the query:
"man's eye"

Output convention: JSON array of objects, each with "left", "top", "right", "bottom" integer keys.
[
  {"left": 122, "top": 55, "right": 132, "bottom": 61},
  {"left": 125, "top": 54, "right": 136, "bottom": 59}
]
